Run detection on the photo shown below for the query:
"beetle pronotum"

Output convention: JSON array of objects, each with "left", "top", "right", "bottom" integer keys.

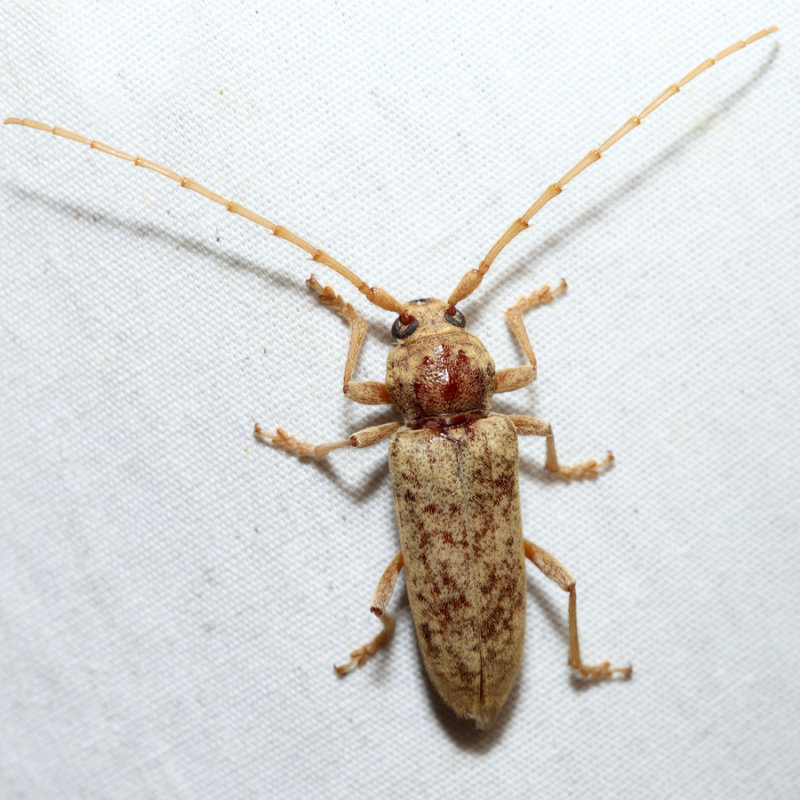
[{"left": 5, "top": 26, "right": 777, "bottom": 728}]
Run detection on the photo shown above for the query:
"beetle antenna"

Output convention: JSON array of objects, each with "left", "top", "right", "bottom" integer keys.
[
  {"left": 447, "top": 25, "right": 778, "bottom": 307},
  {"left": 3, "top": 116, "right": 406, "bottom": 314}
]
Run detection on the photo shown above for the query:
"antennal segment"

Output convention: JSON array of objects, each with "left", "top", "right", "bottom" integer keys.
[
  {"left": 447, "top": 25, "right": 778, "bottom": 307},
  {"left": 3, "top": 117, "right": 406, "bottom": 314}
]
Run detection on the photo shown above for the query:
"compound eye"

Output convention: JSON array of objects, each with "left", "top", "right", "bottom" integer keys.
[
  {"left": 392, "top": 315, "right": 419, "bottom": 340},
  {"left": 444, "top": 306, "right": 465, "bottom": 328}
]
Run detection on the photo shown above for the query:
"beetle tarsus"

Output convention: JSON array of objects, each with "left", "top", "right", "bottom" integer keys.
[
  {"left": 569, "top": 660, "right": 633, "bottom": 680},
  {"left": 550, "top": 449, "right": 614, "bottom": 480},
  {"left": 253, "top": 424, "right": 352, "bottom": 458},
  {"left": 334, "top": 613, "right": 396, "bottom": 676}
]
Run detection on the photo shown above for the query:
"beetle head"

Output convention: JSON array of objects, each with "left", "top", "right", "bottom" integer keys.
[{"left": 385, "top": 298, "right": 495, "bottom": 425}]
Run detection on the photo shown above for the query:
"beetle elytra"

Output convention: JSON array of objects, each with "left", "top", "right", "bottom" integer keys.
[{"left": 5, "top": 25, "right": 777, "bottom": 729}]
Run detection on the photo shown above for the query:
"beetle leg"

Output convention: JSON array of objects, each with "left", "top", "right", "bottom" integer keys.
[
  {"left": 253, "top": 420, "right": 401, "bottom": 459},
  {"left": 335, "top": 551, "right": 404, "bottom": 675},
  {"left": 510, "top": 414, "right": 613, "bottom": 479},
  {"left": 524, "top": 540, "right": 632, "bottom": 679},
  {"left": 495, "top": 279, "right": 567, "bottom": 394},
  {"left": 307, "top": 276, "right": 393, "bottom": 405}
]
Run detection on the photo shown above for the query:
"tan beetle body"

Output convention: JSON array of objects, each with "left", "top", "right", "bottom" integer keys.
[
  {"left": 385, "top": 298, "right": 524, "bottom": 726},
  {"left": 4, "top": 26, "right": 776, "bottom": 728},
  {"left": 390, "top": 413, "right": 525, "bottom": 728}
]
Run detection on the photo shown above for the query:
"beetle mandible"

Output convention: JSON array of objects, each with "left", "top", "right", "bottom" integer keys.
[{"left": 4, "top": 26, "right": 777, "bottom": 728}]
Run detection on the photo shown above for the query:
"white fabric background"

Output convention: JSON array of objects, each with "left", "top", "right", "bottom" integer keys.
[{"left": 1, "top": 2, "right": 798, "bottom": 798}]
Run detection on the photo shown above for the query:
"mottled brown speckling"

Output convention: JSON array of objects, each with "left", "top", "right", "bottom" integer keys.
[{"left": 389, "top": 414, "right": 525, "bottom": 728}]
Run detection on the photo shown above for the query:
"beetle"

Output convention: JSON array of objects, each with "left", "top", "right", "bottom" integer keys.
[{"left": 4, "top": 26, "right": 777, "bottom": 728}]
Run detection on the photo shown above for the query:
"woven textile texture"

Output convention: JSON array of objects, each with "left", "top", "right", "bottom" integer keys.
[{"left": 2, "top": 3, "right": 798, "bottom": 798}]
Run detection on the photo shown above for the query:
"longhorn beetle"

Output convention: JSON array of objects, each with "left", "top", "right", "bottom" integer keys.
[{"left": 5, "top": 26, "right": 777, "bottom": 728}]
